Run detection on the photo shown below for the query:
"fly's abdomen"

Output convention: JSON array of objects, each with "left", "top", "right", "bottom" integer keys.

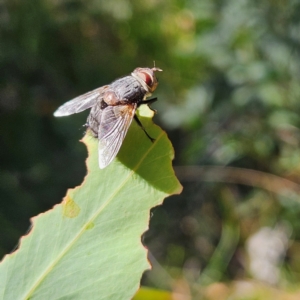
[{"left": 87, "top": 104, "right": 102, "bottom": 138}]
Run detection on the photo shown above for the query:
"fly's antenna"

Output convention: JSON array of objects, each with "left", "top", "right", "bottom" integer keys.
[{"left": 152, "top": 60, "right": 162, "bottom": 72}]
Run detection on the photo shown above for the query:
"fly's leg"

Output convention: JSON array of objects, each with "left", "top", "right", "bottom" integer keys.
[
  {"left": 135, "top": 97, "right": 158, "bottom": 141},
  {"left": 82, "top": 122, "right": 89, "bottom": 136},
  {"left": 134, "top": 115, "right": 155, "bottom": 143},
  {"left": 139, "top": 97, "right": 158, "bottom": 113},
  {"left": 141, "top": 97, "right": 157, "bottom": 105}
]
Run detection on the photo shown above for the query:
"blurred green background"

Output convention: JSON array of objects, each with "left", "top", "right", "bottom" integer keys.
[{"left": 2, "top": 0, "right": 300, "bottom": 298}]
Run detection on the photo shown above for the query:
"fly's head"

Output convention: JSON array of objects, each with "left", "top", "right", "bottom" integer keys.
[{"left": 132, "top": 67, "right": 163, "bottom": 94}]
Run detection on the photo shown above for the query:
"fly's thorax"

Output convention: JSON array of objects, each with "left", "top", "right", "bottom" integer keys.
[{"left": 110, "top": 75, "right": 147, "bottom": 104}]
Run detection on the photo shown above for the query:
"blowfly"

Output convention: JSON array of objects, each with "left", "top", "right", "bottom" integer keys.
[{"left": 54, "top": 67, "right": 162, "bottom": 169}]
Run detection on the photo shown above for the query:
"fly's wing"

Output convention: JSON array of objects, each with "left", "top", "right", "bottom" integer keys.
[
  {"left": 53, "top": 86, "right": 109, "bottom": 117},
  {"left": 97, "top": 104, "right": 137, "bottom": 169}
]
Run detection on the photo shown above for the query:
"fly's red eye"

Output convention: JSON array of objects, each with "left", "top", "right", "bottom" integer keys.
[{"left": 139, "top": 71, "right": 153, "bottom": 86}]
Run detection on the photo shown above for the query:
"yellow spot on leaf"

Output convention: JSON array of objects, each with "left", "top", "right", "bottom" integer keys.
[
  {"left": 62, "top": 195, "right": 80, "bottom": 218},
  {"left": 85, "top": 222, "right": 95, "bottom": 230}
]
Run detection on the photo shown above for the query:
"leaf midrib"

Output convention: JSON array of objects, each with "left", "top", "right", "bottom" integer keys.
[{"left": 22, "top": 131, "right": 164, "bottom": 299}]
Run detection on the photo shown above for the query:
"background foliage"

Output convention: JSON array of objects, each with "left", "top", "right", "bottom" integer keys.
[{"left": 1, "top": 0, "right": 300, "bottom": 297}]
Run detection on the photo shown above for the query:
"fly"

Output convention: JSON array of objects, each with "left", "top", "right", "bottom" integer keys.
[{"left": 54, "top": 67, "right": 162, "bottom": 169}]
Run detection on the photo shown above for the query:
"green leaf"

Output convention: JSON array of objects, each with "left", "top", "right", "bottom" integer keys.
[
  {"left": 133, "top": 287, "right": 172, "bottom": 300},
  {"left": 0, "top": 105, "right": 182, "bottom": 300}
]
